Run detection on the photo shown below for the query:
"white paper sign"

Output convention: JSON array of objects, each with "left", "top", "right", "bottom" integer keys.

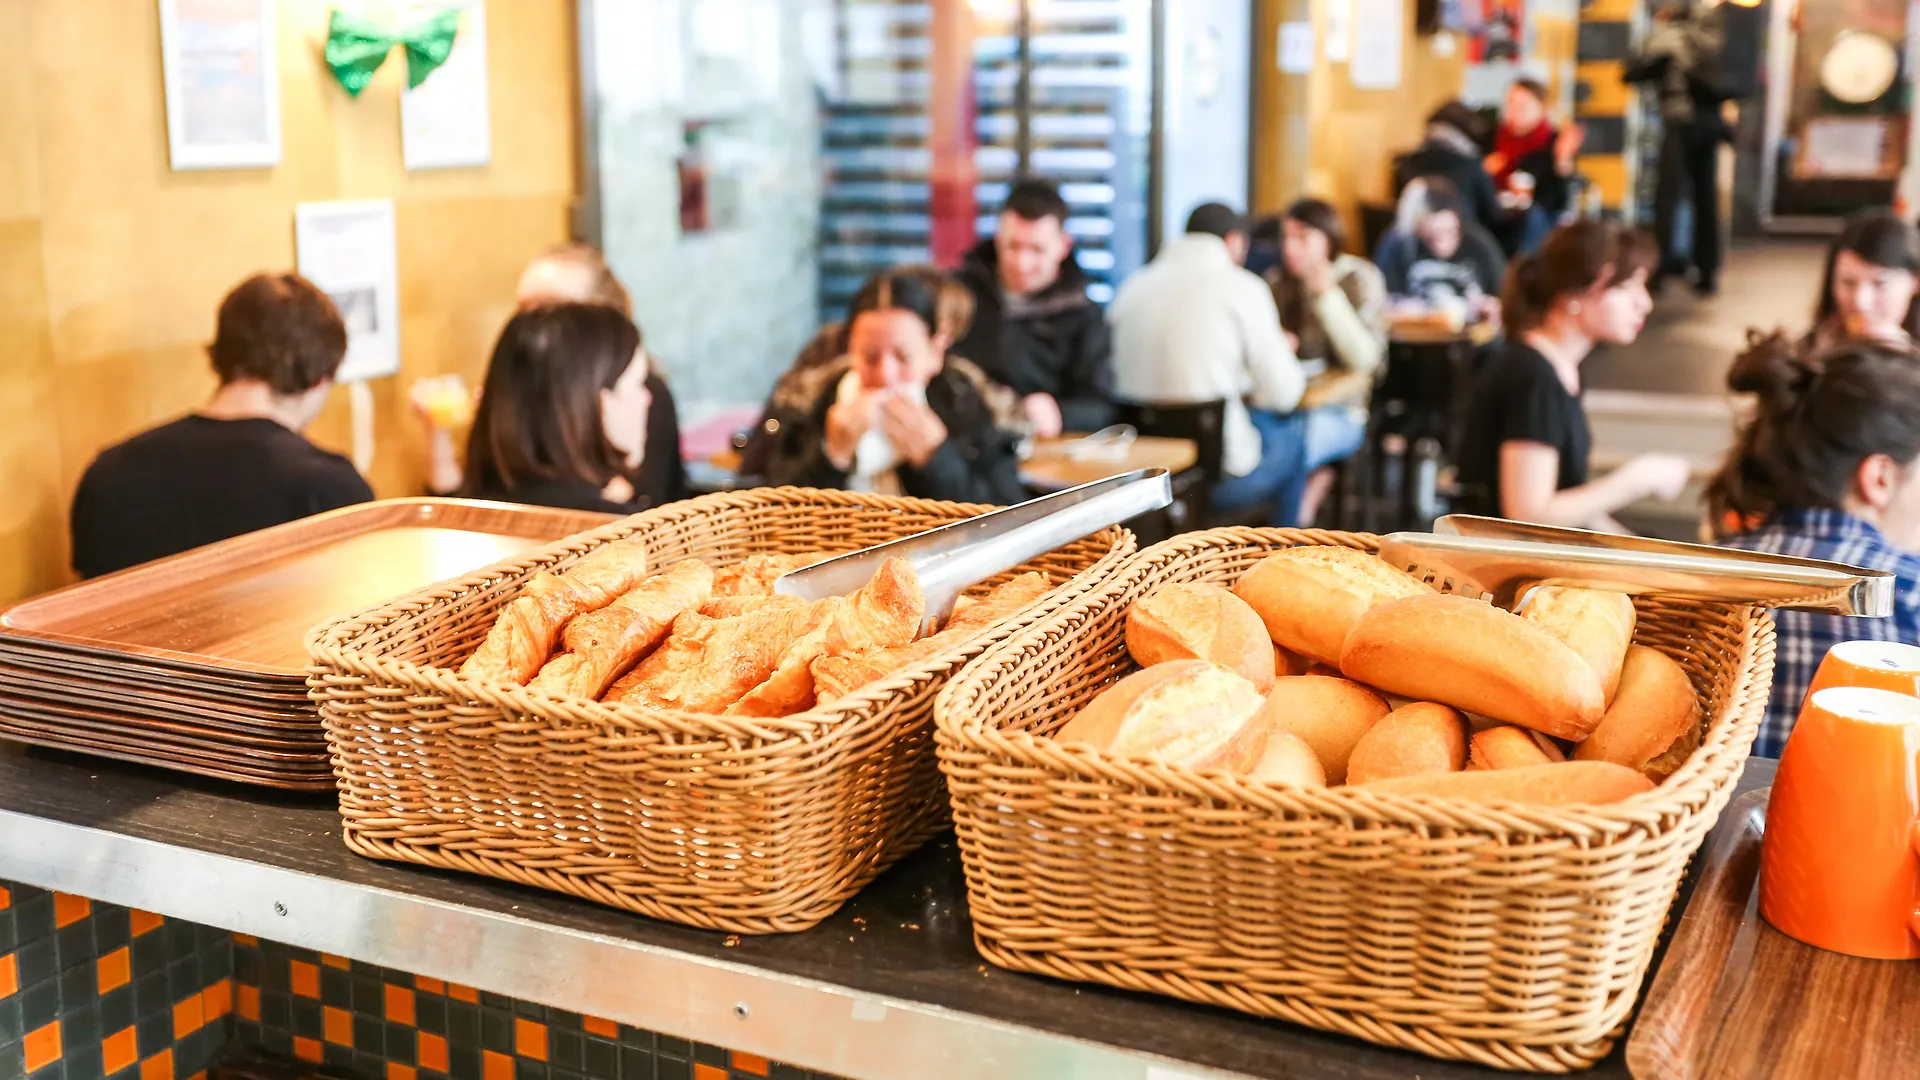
[
  {"left": 157, "top": 0, "right": 282, "bottom": 170},
  {"left": 1278, "top": 21, "right": 1316, "bottom": 74},
  {"left": 1349, "top": 0, "right": 1404, "bottom": 89},
  {"left": 1324, "top": 0, "right": 1353, "bottom": 62},
  {"left": 402, "top": 1, "right": 491, "bottom": 170},
  {"left": 1801, "top": 117, "right": 1890, "bottom": 178},
  {"left": 295, "top": 201, "right": 401, "bottom": 382}
]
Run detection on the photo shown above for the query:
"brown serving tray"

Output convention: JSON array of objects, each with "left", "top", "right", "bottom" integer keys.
[
  {"left": 0, "top": 668, "right": 318, "bottom": 726},
  {"left": 0, "top": 643, "right": 317, "bottom": 700},
  {"left": 0, "top": 723, "right": 335, "bottom": 791},
  {"left": 0, "top": 696, "right": 325, "bottom": 751},
  {"left": 0, "top": 499, "right": 614, "bottom": 678},
  {"left": 1627, "top": 788, "right": 1920, "bottom": 1078}
]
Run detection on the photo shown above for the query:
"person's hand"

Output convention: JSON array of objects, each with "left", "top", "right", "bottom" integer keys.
[
  {"left": 1484, "top": 151, "right": 1510, "bottom": 176},
  {"left": 1555, "top": 124, "right": 1585, "bottom": 172},
  {"left": 1300, "top": 258, "right": 1338, "bottom": 298},
  {"left": 1623, "top": 453, "right": 1692, "bottom": 502},
  {"left": 880, "top": 395, "right": 949, "bottom": 468},
  {"left": 408, "top": 375, "right": 476, "bottom": 430},
  {"left": 1021, "top": 392, "right": 1064, "bottom": 439},
  {"left": 824, "top": 398, "right": 873, "bottom": 471},
  {"left": 1284, "top": 330, "right": 1301, "bottom": 354}
]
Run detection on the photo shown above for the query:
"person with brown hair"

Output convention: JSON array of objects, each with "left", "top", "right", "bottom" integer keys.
[
  {"left": 1486, "top": 77, "right": 1583, "bottom": 255},
  {"left": 1456, "top": 221, "right": 1691, "bottom": 530},
  {"left": 1805, "top": 209, "right": 1920, "bottom": 350},
  {"left": 1712, "top": 332, "right": 1920, "bottom": 755},
  {"left": 1392, "top": 100, "right": 1502, "bottom": 233},
  {"left": 1373, "top": 176, "right": 1507, "bottom": 315},
  {"left": 69, "top": 273, "right": 373, "bottom": 577}
]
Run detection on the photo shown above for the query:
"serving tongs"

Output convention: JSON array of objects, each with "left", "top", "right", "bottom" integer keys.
[
  {"left": 775, "top": 469, "right": 1173, "bottom": 634},
  {"left": 1376, "top": 514, "right": 1894, "bottom": 616}
]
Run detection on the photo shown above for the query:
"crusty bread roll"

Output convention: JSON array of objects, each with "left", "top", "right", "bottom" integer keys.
[
  {"left": 1254, "top": 675, "right": 1392, "bottom": 784},
  {"left": 1275, "top": 644, "right": 1311, "bottom": 678},
  {"left": 1055, "top": 660, "right": 1268, "bottom": 771},
  {"left": 1127, "top": 583, "right": 1277, "bottom": 691},
  {"left": 1241, "top": 730, "right": 1326, "bottom": 787},
  {"left": 1338, "top": 594, "right": 1607, "bottom": 741},
  {"left": 1640, "top": 712, "right": 1704, "bottom": 784},
  {"left": 1233, "top": 547, "right": 1431, "bottom": 665},
  {"left": 1520, "top": 587, "right": 1636, "bottom": 705},
  {"left": 1357, "top": 761, "right": 1655, "bottom": 805},
  {"left": 1468, "top": 725, "right": 1567, "bottom": 770},
  {"left": 1345, "top": 703, "right": 1468, "bottom": 784},
  {"left": 1574, "top": 645, "right": 1703, "bottom": 779}
]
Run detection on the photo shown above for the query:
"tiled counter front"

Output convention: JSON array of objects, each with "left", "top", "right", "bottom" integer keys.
[{"left": 1, "top": 881, "right": 840, "bottom": 1080}]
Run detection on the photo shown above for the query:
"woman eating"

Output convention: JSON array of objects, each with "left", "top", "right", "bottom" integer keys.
[
  {"left": 1805, "top": 209, "right": 1920, "bottom": 350},
  {"left": 1485, "top": 77, "right": 1583, "bottom": 255},
  {"left": 1456, "top": 221, "right": 1691, "bottom": 530},
  {"left": 1711, "top": 332, "right": 1920, "bottom": 756}
]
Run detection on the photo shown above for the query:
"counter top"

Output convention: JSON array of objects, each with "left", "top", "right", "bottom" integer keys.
[{"left": 0, "top": 748, "right": 1774, "bottom": 1080}]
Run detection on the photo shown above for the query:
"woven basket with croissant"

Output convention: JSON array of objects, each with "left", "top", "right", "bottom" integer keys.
[{"left": 306, "top": 487, "right": 1133, "bottom": 934}]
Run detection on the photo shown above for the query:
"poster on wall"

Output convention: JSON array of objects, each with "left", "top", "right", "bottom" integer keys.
[
  {"left": 157, "top": 0, "right": 282, "bottom": 170},
  {"left": 294, "top": 200, "right": 401, "bottom": 383},
  {"left": 1349, "top": 0, "right": 1404, "bottom": 89},
  {"left": 401, "top": 0, "right": 492, "bottom": 170}
]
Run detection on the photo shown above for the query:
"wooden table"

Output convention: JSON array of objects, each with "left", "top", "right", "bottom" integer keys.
[{"left": 1018, "top": 434, "right": 1199, "bottom": 492}]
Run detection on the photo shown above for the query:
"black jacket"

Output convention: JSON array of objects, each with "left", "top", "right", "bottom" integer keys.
[
  {"left": 1394, "top": 139, "right": 1503, "bottom": 235},
  {"left": 759, "top": 358, "right": 1028, "bottom": 505},
  {"left": 953, "top": 239, "right": 1116, "bottom": 433}
]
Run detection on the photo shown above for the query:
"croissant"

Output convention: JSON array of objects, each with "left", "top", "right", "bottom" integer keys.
[
  {"left": 726, "top": 558, "right": 925, "bottom": 717},
  {"left": 709, "top": 551, "right": 835, "bottom": 598},
  {"left": 700, "top": 595, "right": 796, "bottom": 620},
  {"left": 810, "top": 572, "right": 1051, "bottom": 703},
  {"left": 527, "top": 559, "right": 715, "bottom": 699},
  {"left": 458, "top": 539, "right": 650, "bottom": 684},
  {"left": 603, "top": 595, "right": 816, "bottom": 711}
]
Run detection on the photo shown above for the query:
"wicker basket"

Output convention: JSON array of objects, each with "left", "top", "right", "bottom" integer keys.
[
  {"left": 307, "top": 487, "right": 1134, "bottom": 934},
  {"left": 933, "top": 527, "right": 1773, "bottom": 1071}
]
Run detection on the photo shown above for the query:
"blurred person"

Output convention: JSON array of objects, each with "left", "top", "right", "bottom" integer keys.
[
  {"left": 758, "top": 267, "right": 1027, "bottom": 504},
  {"left": 1393, "top": 101, "right": 1502, "bottom": 234},
  {"left": 1710, "top": 332, "right": 1920, "bottom": 755},
  {"left": 1805, "top": 209, "right": 1920, "bottom": 350},
  {"left": 1265, "top": 198, "right": 1389, "bottom": 523},
  {"left": 70, "top": 273, "right": 372, "bottom": 577},
  {"left": 1625, "top": 0, "right": 1733, "bottom": 294},
  {"left": 1374, "top": 177, "right": 1508, "bottom": 317},
  {"left": 1110, "top": 203, "right": 1309, "bottom": 524},
  {"left": 953, "top": 177, "right": 1115, "bottom": 438},
  {"left": 1486, "top": 77, "right": 1584, "bottom": 255},
  {"left": 1457, "top": 221, "right": 1691, "bottom": 530}
]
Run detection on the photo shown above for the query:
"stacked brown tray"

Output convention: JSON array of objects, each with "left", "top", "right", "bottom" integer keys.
[{"left": 0, "top": 499, "right": 613, "bottom": 790}]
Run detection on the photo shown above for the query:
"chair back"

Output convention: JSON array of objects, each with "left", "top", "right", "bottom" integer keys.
[{"left": 1116, "top": 400, "right": 1227, "bottom": 526}]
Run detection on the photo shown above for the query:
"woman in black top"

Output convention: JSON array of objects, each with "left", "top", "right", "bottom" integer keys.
[{"left": 1458, "top": 221, "right": 1690, "bottom": 530}]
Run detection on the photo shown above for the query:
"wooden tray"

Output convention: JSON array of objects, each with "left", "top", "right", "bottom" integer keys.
[
  {"left": 0, "top": 696, "right": 325, "bottom": 750},
  {"left": 1626, "top": 788, "right": 1920, "bottom": 1079},
  {"left": 0, "top": 669, "right": 317, "bottom": 727},
  {"left": 0, "top": 644, "right": 317, "bottom": 700},
  {"left": 0, "top": 499, "right": 614, "bottom": 677},
  {"left": 0, "top": 717, "right": 332, "bottom": 786}
]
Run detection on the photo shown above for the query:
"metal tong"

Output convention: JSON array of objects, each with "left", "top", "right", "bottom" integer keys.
[
  {"left": 774, "top": 469, "right": 1173, "bottom": 634},
  {"left": 1376, "top": 514, "right": 1894, "bottom": 617}
]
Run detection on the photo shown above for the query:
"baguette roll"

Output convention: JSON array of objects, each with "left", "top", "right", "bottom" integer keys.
[
  {"left": 1056, "top": 660, "right": 1268, "bottom": 772},
  {"left": 1233, "top": 547, "right": 1431, "bottom": 665},
  {"left": 1468, "top": 725, "right": 1567, "bottom": 770},
  {"left": 1241, "top": 730, "right": 1327, "bottom": 787},
  {"left": 1254, "top": 675, "right": 1392, "bottom": 784},
  {"left": 1338, "top": 594, "right": 1607, "bottom": 740},
  {"left": 1356, "top": 761, "right": 1655, "bottom": 805},
  {"left": 1345, "top": 703, "right": 1468, "bottom": 785},
  {"left": 1127, "top": 583, "right": 1278, "bottom": 690},
  {"left": 1519, "top": 587, "right": 1637, "bottom": 705},
  {"left": 1574, "top": 645, "right": 1704, "bottom": 779}
]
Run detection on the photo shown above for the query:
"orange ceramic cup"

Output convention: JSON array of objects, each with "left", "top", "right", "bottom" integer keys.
[
  {"left": 1759, "top": 686, "right": 1920, "bottom": 959},
  {"left": 1806, "top": 639, "right": 1920, "bottom": 699}
]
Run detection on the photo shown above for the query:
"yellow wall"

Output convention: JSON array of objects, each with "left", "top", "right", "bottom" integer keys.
[{"left": 0, "top": 0, "right": 577, "bottom": 603}]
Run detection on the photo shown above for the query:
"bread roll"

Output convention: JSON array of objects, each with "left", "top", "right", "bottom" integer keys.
[
  {"left": 1338, "top": 594, "right": 1607, "bottom": 740},
  {"left": 1242, "top": 730, "right": 1326, "bottom": 787},
  {"left": 1127, "top": 583, "right": 1277, "bottom": 690},
  {"left": 1233, "top": 547, "right": 1431, "bottom": 665},
  {"left": 1520, "top": 587, "right": 1636, "bottom": 705},
  {"left": 1055, "top": 660, "right": 1268, "bottom": 772},
  {"left": 1254, "top": 675, "right": 1392, "bottom": 784},
  {"left": 1345, "top": 703, "right": 1468, "bottom": 784},
  {"left": 1468, "top": 725, "right": 1567, "bottom": 770},
  {"left": 1574, "top": 645, "right": 1703, "bottom": 779},
  {"left": 1275, "top": 644, "right": 1312, "bottom": 678},
  {"left": 1640, "top": 712, "right": 1705, "bottom": 784},
  {"left": 1356, "top": 761, "right": 1655, "bottom": 805}
]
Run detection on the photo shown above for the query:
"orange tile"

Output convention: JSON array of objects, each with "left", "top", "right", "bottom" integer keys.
[
  {"left": 103, "top": 1026, "right": 139, "bottom": 1075},
  {"left": 0, "top": 885, "right": 10, "bottom": 910},
  {"left": 582, "top": 1015, "right": 618, "bottom": 1039},
  {"left": 386, "top": 1066, "right": 417, "bottom": 1080},
  {"left": 417, "top": 1032, "right": 449, "bottom": 1073},
  {"left": 693, "top": 1065, "right": 728, "bottom": 1080},
  {"left": 414, "top": 975, "right": 445, "bottom": 995},
  {"left": 237, "top": 984, "right": 261, "bottom": 1022},
  {"left": 731, "top": 1051, "right": 771, "bottom": 1076},
  {"left": 323, "top": 1005, "right": 353, "bottom": 1047},
  {"left": 97, "top": 947, "right": 131, "bottom": 994},
  {"left": 293, "top": 1038, "right": 323, "bottom": 1064},
  {"left": 231, "top": 932, "right": 258, "bottom": 947},
  {"left": 447, "top": 982, "right": 479, "bottom": 1004},
  {"left": 172, "top": 994, "right": 204, "bottom": 1039},
  {"left": 321, "top": 953, "right": 351, "bottom": 970},
  {"left": 129, "top": 909, "right": 163, "bottom": 937},
  {"left": 515, "top": 1017, "right": 547, "bottom": 1062},
  {"left": 140, "top": 1048, "right": 174, "bottom": 1080},
  {"left": 482, "top": 1049, "right": 514, "bottom": 1080},
  {"left": 52, "top": 893, "right": 89, "bottom": 928},
  {"left": 384, "top": 984, "right": 415, "bottom": 1026},
  {"left": 204, "top": 979, "right": 233, "bottom": 1020},
  {"left": 290, "top": 960, "right": 320, "bottom": 999},
  {"left": 23, "top": 1021, "right": 60, "bottom": 1073},
  {"left": 0, "top": 954, "right": 17, "bottom": 999}
]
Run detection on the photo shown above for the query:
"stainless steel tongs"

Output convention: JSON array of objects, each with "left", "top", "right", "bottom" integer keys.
[
  {"left": 1375, "top": 514, "right": 1894, "bottom": 616},
  {"left": 774, "top": 469, "right": 1173, "bottom": 634}
]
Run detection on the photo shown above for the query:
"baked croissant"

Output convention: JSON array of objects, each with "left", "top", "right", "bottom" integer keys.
[
  {"left": 709, "top": 551, "right": 835, "bottom": 598},
  {"left": 810, "top": 572, "right": 1051, "bottom": 703},
  {"left": 527, "top": 559, "right": 715, "bottom": 699},
  {"left": 700, "top": 595, "right": 796, "bottom": 620},
  {"left": 726, "top": 558, "right": 925, "bottom": 717},
  {"left": 603, "top": 594, "right": 816, "bottom": 712},
  {"left": 458, "top": 539, "right": 650, "bottom": 684}
]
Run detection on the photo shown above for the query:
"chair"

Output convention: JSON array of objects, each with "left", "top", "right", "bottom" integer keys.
[{"left": 1114, "top": 400, "right": 1227, "bottom": 537}]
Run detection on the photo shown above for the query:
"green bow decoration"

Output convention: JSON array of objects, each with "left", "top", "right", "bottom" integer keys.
[{"left": 323, "top": 8, "right": 462, "bottom": 98}]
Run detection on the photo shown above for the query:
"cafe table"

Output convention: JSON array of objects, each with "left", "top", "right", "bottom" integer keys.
[{"left": 1017, "top": 433, "right": 1199, "bottom": 493}]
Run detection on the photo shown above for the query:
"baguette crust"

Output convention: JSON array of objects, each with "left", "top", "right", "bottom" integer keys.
[
  {"left": 1520, "top": 587, "right": 1636, "bottom": 705},
  {"left": 1468, "top": 725, "right": 1567, "bottom": 770},
  {"left": 1574, "top": 645, "right": 1703, "bottom": 777},
  {"left": 1345, "top": 702, "right": 1468, "bottom": 784},
  {"left": 1254, "top": 675, "right": 1392, "bottom": 784},
  {"left": 1357, "top": 760, "right": 1655, "bottom": 805},
  {"left": 1233, "top": 547, "right": 1431, "bottom": 665},
  {"left": 1241, "top": 730, "right": 1326, "bottom": 787},
  {"left": 1126, "top": 583, "right": 1277, "bottom": 690},
  {"left": 1056, "top": 660, "right": 1268, "bottom": 772}
]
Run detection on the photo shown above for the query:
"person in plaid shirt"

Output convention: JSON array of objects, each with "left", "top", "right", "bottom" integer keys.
[{"left": 1711, "top": 332, "right": 1920, "bottom": 757}]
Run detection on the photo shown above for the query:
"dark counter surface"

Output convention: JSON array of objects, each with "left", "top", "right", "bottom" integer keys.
[{"left": 0, "top": 747, "right": 1774, "bottom": 1080}]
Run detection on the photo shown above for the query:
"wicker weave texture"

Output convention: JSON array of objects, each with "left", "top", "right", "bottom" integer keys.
[
  {"left": 307, "top": 487, "right": 1134, "bottom": 934},
  {"left": 933, "top": 527, "right": 1773, "bottom": 1071}
]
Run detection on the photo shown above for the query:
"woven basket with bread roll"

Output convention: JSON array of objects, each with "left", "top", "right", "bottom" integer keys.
[{"left": 935, "top": 527, "right": 1773, "bottom": 1071}]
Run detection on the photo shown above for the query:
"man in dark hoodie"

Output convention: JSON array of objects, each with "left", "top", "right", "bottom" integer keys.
[
  {"left": 953, "top": 177, "right": 1115, "bottom": 437},
  {"left": 1393, "top": 101, "right": 1502, "bottom": 236}
]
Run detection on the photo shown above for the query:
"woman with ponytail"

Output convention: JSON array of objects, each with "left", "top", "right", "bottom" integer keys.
[
  {"left": 1456, "top": 220, "right": 1691, "bottom": 529},
  {"left": 1713, "top": 332, "right": 1920, "bottom": 755}
]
